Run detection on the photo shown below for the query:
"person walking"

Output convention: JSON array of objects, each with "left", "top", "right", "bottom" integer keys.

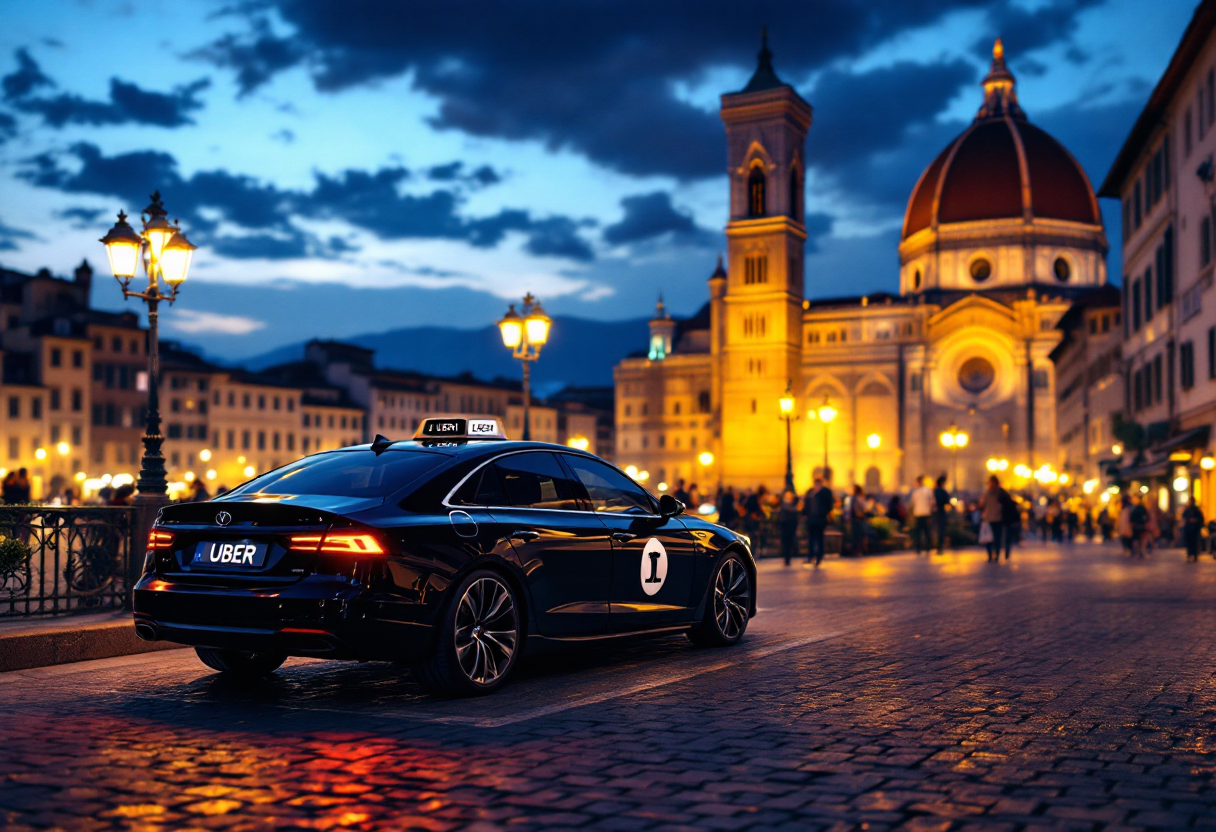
[
  {"left": 849, "top": 484, "right": 869, "bottom": 555},
  {"left": 717, "top": 486, "right": 738, "bottom": 530},
  {"left": 1182, "top": 501, "right": 1205, "bottom": 562},
  {"left": 778, "top": 489, "right": 801, "bottom": 566},
  {"left": 1129, "top": 496, "right": 1149, "bottom": 558},
  {"left": 672, "top": 479, "right": 690, "bottom": 506},
  {"left": 802, "top": 477, "right": 834, "bottom": 566},
  {"left": 909, "top": 475, "right": 935, "bottom": 556},
  {"left": 979, "top": 476, "right": 1004, "bottom": 562},
  {"left": 933, "top": 475, "right": 951, "bottom": 554},
  {"left": 999, "top": 485, "right": 1019, "bottom": 559}
]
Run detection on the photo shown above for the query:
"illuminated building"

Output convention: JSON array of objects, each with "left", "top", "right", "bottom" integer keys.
[
  {"left": 615, "top": 38, "right": 1109, "bottom": 493},
  {"left": 1099, "top": 0, "right": 1216, "bottom": 513}
]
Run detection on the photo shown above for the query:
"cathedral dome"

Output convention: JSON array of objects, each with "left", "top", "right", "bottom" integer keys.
[{"left": 901, "top": 40, "right": 1101, "bottom": 241}]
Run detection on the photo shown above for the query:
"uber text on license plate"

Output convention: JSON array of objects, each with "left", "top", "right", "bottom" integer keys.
[{"left": 192, "top": 541, "right": 267, "bottom": 568}]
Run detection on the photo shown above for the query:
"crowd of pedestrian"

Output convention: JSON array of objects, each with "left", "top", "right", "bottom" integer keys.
[{"left": 697, "top": 471, "right": 1216, "bottom": 566}]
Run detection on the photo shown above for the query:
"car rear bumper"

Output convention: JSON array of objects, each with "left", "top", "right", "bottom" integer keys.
[{"left": 132, "top": 574, "right": 435, "bottom": 662}]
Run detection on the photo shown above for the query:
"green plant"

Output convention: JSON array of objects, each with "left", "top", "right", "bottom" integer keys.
[
  {"left": 868, "top": 516, "right": 896, "bottom": 541},
  {"left": 0, "top": 536, "right": 31, "bottom": 578}
]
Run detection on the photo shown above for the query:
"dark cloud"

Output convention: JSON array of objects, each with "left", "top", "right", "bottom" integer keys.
[
  {"left": 603, "top": 191, "right": 708, "bottom": 246},
  {"left": 427, "top": 161, "right": 502, "bottom": 186},
  {"left": 2, "top": 49, "right": 52, "bottom": 100},
  {"left": 3, "top": 49, "right": 209, "bottom": 128},
  {"left": 191, "top": 18, "right": 306, "bottom": 98},
  {"left": 0, "top": 111, "right": 16, "bottom": 144},
  {"left": 0, "top": 219, "right": 36, "bottom": 251},
  {"left": 975, "top": 0, "right": 1105, "bottom": 58},
  {"left": 197, "top": 1, "right": 1042, "bottom": 180},
  {"left": 803, "top": 212, "right": 834, "bottom": 254},
  {"left": 20, "top": 143, "right": 594, "bottom": 262}
]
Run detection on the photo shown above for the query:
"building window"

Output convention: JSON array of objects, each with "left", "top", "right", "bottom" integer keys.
[
  {"left": 72, "top": 350, "right": 83, "bottom": 368},
  {"left": 747, "top": 165, "right": 766, "bottom": 217},
  {"left": 1182, "top": 341, "right": 1195, "bottom": 389},
  {"left": 1143, "top": 266, "right": 1153, "bottom": 319},
  {"left": 1133, "top": 181, "right": 1142, "bottom": 229},
  {"left": 744, "top": 256, "right": 768, "bottom": 285},
  {"left": 697, "top": 391, "right": 711, "bottom": 413},
  {"left": 71, "top": 389, "right": 82, "bottom": 412},
  {"left": 258, "top": 431, "right": 266, "bottom": 450},
  {"left": 788, "top": 167, "right": 800, "bottom": 221},
  {"left": 49, "top": 388, "right": 60, "bottom": 411},
  {"left": 1209, "top": 327, "right": 1216, "bottom": 380},
  {"left": 1153, "top": 354, "right": 1163, "bottom": 403},
  {"left": 1132, "top": 278, "right": 1141, "bottom": 331},
  {"left": 50, "top": 348, "right": 61, "bottom": 367},
  {"left": 1053, "top": 257, "right": 1070, "bottom": 283},
  {"left": 1186, "top": 107, "right": 1193, "bottom": 157},
  {"left": 31, "top": 397, "right": 41, "bottom": 418},
  {"left": 7, "top": 397, "right": 17, "bottom": 419},
  {"left": 258, "top": 395, "right": 266, "bottom": 410},
  {"left": 969, "top": 258, "right": 992, "bottom": 282}
]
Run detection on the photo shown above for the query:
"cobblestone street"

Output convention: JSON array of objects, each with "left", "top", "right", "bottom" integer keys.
[{"left": 1, "top": 543, "right": 1214, "bottom": 830}]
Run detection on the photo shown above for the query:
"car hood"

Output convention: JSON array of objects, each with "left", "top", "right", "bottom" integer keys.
[{"left": 213, "top": 493, "right": 384, "bottom": 514}]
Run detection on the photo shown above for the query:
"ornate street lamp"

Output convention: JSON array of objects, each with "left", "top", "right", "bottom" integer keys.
[
  {"left": 811, "top": 396, "right": 837, "bottom": 484},
  {"left": 498, "top": 293, "right": 550, "bottom": 440},
  {"left": 100, "top": 191, "right": 197, "bottom": 499},
  {"left": 939, "top": 424, "right": 970, "bottom": 496},
  {"left": 779, "top": 381, "right": 796, "bottom": 492}
]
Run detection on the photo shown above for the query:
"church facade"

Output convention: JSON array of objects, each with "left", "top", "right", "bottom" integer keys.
[{"left": 614, "top": 40, "right": 1108, "bottom": 494}]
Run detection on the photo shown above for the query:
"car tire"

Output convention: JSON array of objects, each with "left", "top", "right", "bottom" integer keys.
[
  {"left": 194, "top": 646, "right": 286, "bottom": 677},
  {"left": 689, "top": 552, "right": 752, "bottom": 647},
  {"left": 413, "top": 569, "right": 522, "bottom": 697}
]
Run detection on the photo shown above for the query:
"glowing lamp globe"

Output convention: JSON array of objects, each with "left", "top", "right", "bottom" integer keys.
[
  {"left": 160, "top": 228, "right": 197, "bottom": 286},
  {"left": 955, "top": 431, "right": 969, "bottom": 448},
  {"left": 866, "top": 433, "right": 881, "bottom": 450},
  {"left": 698, "top": 451, "right": 714, "bottom": 467},
  {"left": 498, "top": 305, "right": 523, "bottom": 349},
  {"left": 99, "top": 212, "right": 143, "bottom": 280},
  {"left": 779, "top": 393, "right": 794, "bottom": 415},
  {"left": 817, "top": 403, "right": 838, "bottom": 424},
  {"left": 524, "top": 300, "right": 551, "bottom": 346}
]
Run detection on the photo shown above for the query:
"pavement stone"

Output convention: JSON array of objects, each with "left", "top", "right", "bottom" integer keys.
[{"left": 0, "top": 543, "right": 1214, "bottom": 829}]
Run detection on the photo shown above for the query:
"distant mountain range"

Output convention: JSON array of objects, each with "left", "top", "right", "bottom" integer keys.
[{"left": 240, "top": 315, "right": 652, "bottom": 394}]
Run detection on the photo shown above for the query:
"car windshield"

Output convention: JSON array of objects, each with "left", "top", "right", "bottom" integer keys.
[{"left": 227, "top": 450, "right": 445, "bottom": 499}]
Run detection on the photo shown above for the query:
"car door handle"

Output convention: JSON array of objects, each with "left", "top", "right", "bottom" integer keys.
[
  {"left": 611, "top": 532, "right": 638, "bottom": 543},
  {"left": 509, "top": 530, "right": 540, "bottom": 543}
]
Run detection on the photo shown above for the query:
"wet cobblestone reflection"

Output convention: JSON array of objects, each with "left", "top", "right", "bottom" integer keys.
[{"left": 1, "top": 545, "right": 1215, "bottom": 829}]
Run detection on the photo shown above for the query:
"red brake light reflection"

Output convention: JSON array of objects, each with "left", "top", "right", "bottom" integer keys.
[{"left": 289, "top": 533, "right": 384, "bottom": 555}]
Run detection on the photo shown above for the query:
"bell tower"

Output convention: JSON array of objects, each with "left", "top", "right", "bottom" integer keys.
[{"left": 718, "top": 32, "right": 812, "bottom": 488}]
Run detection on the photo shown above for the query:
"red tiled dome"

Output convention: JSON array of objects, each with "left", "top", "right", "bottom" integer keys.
[{"left": 901, "top": 42, "right": 1100, "bottom": 241}]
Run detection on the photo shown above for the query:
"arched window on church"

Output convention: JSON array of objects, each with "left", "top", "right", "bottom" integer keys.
[
  {"left": 748, "top": 165, "right": 766, "bottom": 217},
  {"left": 789, "top": 167, "right": 801, "bottom": 221}
]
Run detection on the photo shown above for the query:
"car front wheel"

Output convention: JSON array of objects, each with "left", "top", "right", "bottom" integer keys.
[
  {"left": 690, "top": 553, "right": 752, "bottom": 647},
  {"left": 413, "top": 570, "right": 522, "bottom": 697},
  {"left": 194, "top": 646, "right": 286, "bottom": 677}
]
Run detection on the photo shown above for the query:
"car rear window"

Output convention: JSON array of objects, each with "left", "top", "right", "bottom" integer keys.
[{"left": 227, "top": 451, "right": 445, "bottom": 499}]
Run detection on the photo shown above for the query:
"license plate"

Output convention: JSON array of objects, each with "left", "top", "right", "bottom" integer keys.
[{"left": 191, "top": 541, "right": 268, "bottom": 568}]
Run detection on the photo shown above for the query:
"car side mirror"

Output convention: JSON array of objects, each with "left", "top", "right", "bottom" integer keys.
[{"left": 658, "top": 493, "right": 685, "bottom": 518}]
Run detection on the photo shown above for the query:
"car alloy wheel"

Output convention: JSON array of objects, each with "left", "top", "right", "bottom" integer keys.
[
  {"left": 454, "top": 576, "right": 519, "bottom": 686},
  {"left": 713, "top": 557, "right": 750, "bottom": 640}
]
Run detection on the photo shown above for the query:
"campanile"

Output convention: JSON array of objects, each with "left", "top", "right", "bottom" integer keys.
[{"left": 715, "top": 34, "right": 812, "bottom": 487}]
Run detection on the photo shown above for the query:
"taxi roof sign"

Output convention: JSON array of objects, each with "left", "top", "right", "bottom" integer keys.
[{"left": 412, "top": 417, "right": 507, "bottom": 441}]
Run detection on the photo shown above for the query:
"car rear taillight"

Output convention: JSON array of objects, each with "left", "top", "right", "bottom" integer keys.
[
  {"left": 147, "top": 530, "right": 175, "bottom": 550},
  {"left": 288, "top": 533, "right": 385, "bottom": 555}
]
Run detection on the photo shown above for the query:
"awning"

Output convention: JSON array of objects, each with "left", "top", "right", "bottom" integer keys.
[
  {"left": 1117, "top": 458, "right": 1171, "bottom": 481},
  {"left": 1156, "top": 425, "right": 1211, "bottom": 454}
]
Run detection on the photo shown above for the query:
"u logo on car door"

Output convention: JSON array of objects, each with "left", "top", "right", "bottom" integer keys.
[{"left": 640, "top": 538, "right": 668, "bottom": 596}]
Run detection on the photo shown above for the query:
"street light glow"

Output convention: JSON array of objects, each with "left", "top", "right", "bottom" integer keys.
[
  {"left": 866, "top": 433, "right": 881, "bottom": 450},
  {"left": 698, "top": 451, "right": 714, "bottom": 467},
  {"left": 199, "top": 449, "right": 212, "bottom": 462},
  {"left": 57, "top": 442, "right": 70, "bottom": 456},
  {"left": 498, "top": 305, "right": 523, "bottom": 348}
]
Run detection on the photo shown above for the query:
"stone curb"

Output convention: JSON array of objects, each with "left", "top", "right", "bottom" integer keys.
[{"left": 0, "top": 613, "right": 179, "bottom": 673}]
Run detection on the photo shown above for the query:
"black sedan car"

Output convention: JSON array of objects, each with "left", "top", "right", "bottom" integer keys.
[{"left": 133, "top": 417, "right": 756, "bottom": 696}]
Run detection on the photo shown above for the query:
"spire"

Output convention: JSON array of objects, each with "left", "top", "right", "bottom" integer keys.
[
  {"left": 741, "top": 26, "right": 786, "bottom": 93},
  {"left": 652, "top": 293, "right": 669, "bottom": 321},
  {"left": 975, "top": 38, "right": 1025, "bottom": 121},
  {"left": 710, "top": 254, "right": 727, "bottom": 280}
]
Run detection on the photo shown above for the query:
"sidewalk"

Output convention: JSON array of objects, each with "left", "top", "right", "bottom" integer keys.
[{"left": 0, "top": 610, "right": 181, "bottom": 673}]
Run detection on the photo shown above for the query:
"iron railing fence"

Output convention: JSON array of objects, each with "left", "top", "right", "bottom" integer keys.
[{"left": 0, "top": 506, "right": 135, "bottom": 617}]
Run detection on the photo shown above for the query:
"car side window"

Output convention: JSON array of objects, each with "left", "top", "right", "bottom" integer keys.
[
  {"left": 562, "top": 455, "right": 655, "bottom": 514},
  {"left": 495, "top": 452, "right": 580, "bottom": 511},
  {"left": 450, "top": 463, "right": 508, "bottom": 507}
]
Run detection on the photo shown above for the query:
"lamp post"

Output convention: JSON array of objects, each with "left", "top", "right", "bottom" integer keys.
[
  {"left": 100, "top": 192, "right": 196, "bottom": 499},
  {"left": 867, "top": 432, "right": 880, "bottom": 488},
  {"left": 939, "top": 424, "right": 970, "bottom": 496},
  {"left": 498, "top": 293, "right": 551, "bottom": 441},
  {"left": 779, "top": 381, "right": 796, "bottom": 492},
  {"left": 812, "top": 396, "right": 838, "bottom": 484}
]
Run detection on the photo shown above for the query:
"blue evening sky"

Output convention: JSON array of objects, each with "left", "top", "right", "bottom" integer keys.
[{"left": 0, "top": 0, "right": 1198, "bottom": 360}]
